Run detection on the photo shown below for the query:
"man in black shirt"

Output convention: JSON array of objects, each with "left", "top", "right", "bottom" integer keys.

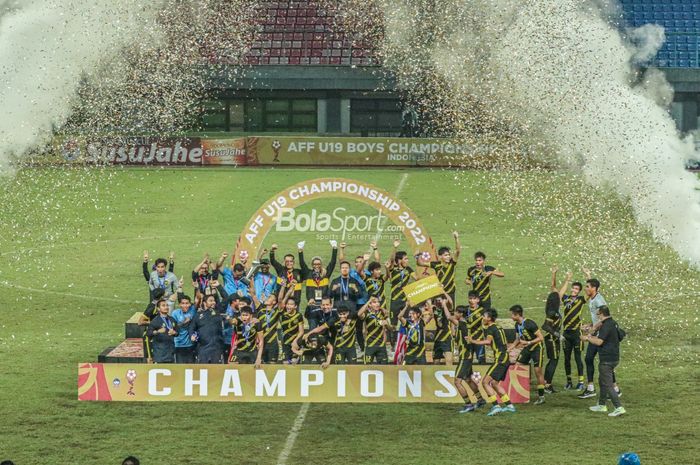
[
  {"left": 269, "top": 243, "right": 303, "bottom": 305},
  {"left": 582, "top": 306, "right": 626, "bottom": 417},
  {"left": 146, "top": 299, "right": 178, "bottom": 363},
  {"left": 330, "top": 261, "right": 362, "bottom": 312},
  {"left": 189, "top": 294, "right": 227, "bottom": 364}
]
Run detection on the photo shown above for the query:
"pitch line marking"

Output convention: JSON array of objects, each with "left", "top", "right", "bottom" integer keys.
[
  {"left": 0, "top": 280, "right": 141, "bottom": 304},
  {"left": 276, "top": 402, "right": 310, "bottom": 465}
]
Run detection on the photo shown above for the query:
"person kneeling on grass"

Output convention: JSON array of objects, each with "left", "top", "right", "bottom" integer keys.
[
  {"left": 510, "top": 304, "right": 547, "bottom": 405},
  {"left": 468, "top": 309, "right": 516, "bottom": 416},
  {"left": 582, "top": 305, "right": 626, "bottom": 417},
  {"left": 229, "top": 306, "right": 264, "bottom": 368},
  {"left": 292, "top": 334, "right": 333, "bottom": 368},
  {"left": 441, "top": 297, "right": 486, "bottom": 413},
  {"left": 146, "top": 299, "right": 178, "bottom": 363}
]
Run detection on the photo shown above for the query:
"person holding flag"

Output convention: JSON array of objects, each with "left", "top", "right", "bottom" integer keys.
[{"left": 397, "top": 303, "right": 432, "bottom": 365}]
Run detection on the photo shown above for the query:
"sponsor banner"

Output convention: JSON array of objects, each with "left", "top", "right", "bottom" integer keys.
[
  {"left": 404, "top": 275, "right": 444, "bottom": 306},
  {"left": 234, "top": 177, "right": 436, "bottom": 261},
  {"left": 78, "top": 363, "right": 531, "bottom": 403},
  {"left": 201, "top": 138, "right": 247, "bottom": 166},
  {"left": 51, "top": 136, "right": 247, "bottom": 166},
  {"left": 245, "top": 136, "right": 478, "bottom": 166}
]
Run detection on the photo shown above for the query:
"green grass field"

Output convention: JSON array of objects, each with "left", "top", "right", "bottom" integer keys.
[{"left": 0, "top": 167, "right": 698, "bottom": 464}]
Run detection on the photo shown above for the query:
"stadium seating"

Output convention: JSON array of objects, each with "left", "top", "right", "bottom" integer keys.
[
  {"left": 620, "top": 0, "right": 700, "bottom": 68},
  {"left": 245, "top": 0, "right": 377, "bottom": 66}
]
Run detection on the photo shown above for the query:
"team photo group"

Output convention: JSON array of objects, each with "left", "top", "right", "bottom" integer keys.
[{"left": 140, "top": 233, "right": 626, "bottom": 417}]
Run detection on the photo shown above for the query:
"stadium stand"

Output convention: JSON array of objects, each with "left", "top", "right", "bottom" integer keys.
[
  {"left": 621, "top": 0, "right": 700, "bottom": 68},
  {"left": 245, "top": 0, "right": 377, "bottom": 66}
]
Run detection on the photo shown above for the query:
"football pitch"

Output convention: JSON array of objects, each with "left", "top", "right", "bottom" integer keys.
[{"left": 0, "top": 167, "right": 698, "bottom": 464}]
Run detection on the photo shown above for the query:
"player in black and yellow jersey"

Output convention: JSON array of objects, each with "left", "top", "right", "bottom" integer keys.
[
  {"left": 542, "top": 266, "right": 566, "bottom": 393},
  {"left": 468, "top": 309, "right": 516, "bottom": 416},
  {"left": 229, "top": 307, "right": 264, "bottom": 367},
  {"left": 292, "top": 334, "right": 333, "bottom": 368},
  {"left": 363, "top": 261, "right": 389, "bottom": 308},
  {"left": 466, "top": 291, "right": 486, "bottom": 364},
  {"left": 559, "top": 271, "right": 586, "bottom": 390},
  {"left": 329, "top": 306, "right": 358, "bottom": 364},
  {"left": 417, "top": 231, "right": 461, "bottom": 304},
  {"left": 398, "top": 303, "right": 432, "bottom": 365},
  {"left": 387, "top": 240, "right": 416, "bottom": 332},
  {"left": 358, "top": 297, "right": 391, "bottom": 364},
  {"left": 466, "top": 251, "right": 504, "bottom": 310},
  {"left": 510, "top": 305, "right": 547, "bottom": 405},
  {"left": 427, "top": 297, "right": 453, "bottom": 365},
  {"left": 250, "top": 279, "right": 293, "bottom": 364},
  {"left": 442, "top": 299, "right": 486, "bottom": 413},
  {"left": 280, "top": 291, "right": 304, "bottom": 364}
]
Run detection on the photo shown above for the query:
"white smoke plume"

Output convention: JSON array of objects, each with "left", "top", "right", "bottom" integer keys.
[
  {"left": 370, "top": 0, "right": 700, "bottom": 265},
  {"left": 0, "top": 1, "right": 162, "bottom": 173}
]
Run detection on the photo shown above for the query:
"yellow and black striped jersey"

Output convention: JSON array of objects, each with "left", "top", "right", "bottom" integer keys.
[
  {"left": 233, "top": 321, "right": 262, "bottom": 352},
  {"left": 364, "top": 275, "right": 387, "bottom": 306},
  {"left": 433, "top": 306, "right": 452, "bottom": 343},
  {"left": 362, "top": 311, "right": 387, "bottom": 348},
  {"left": 466, "top": 306, "right": 485, "bottom": 340},
  {"left": 484, "top": 323, "right": 509, "bottom": 364},
  {"left": 562, "top": 295, "right": 585, "bottom": 331},
  {"left": 404, "top": 319, "right": 425, "bottom": 357},
  {"left": 516, "top": 318, "right": 542, "bottom": 348},
  {"left": 455, "top": 320, "right": 472, "bottom": 360},
  {"left": 256, "top": 306, "right": 282, "bottom": 344},
  {"left": 430, "top": 260, "right": 457, "bottom": 294},
  {"left": 390, "top": 266, "right": 413, "bottom": 302},
  {"left": 280, "top": 311, "right": 303, "bottom": 345},
  {"left": 331, "top": 318, "right": 357, "bottom": 349},
  {"left": 467, "top": 265, "right": 496, "bottom": 303}
]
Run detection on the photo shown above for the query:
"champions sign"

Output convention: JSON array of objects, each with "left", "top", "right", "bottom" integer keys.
[
  {"left": 78, "top": 364, "right": 530, "bottom": 403},
  {"left": 234, "top": 178, "right": 436, "bottom": 260}
]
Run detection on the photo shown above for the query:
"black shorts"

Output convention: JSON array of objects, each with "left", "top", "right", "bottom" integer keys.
[
  {"left": 486, "top": 362, "right": 509, "bottom": 382},
  {"left": 231, "top": 350, "right": 257, "bottom": 364},
  {"left": 364, "top": 345, "right": 388, "bottom": 364},
  {"left": 545, "top": 337, "right": 560, "bottom": 360},
  {"left": 262, "top": 342, "right": 279, "bottom": 364},
  {"left": 197, "top": 348, "right": 223, "bottom": 364},
  {"left": 282, "top": 344, "right": 295, "bottom": 362},
  {"left": 433, "top": 340, "right": 453, "bottom": 360},
  {"left": 334, "top": 347, "right": 357, "bottom": 364},
  {"left": 454, "top": 358, "right": 473, "bottom": 380},
  {"left": 517, "top": 344, "right": 544, "bottom": 368},
  {"left": 404, "top": 352, "right": 427, "bottom": 365},
  {"left": 563, "top": 329, "right": 583, "bottom": 351},
  {"left": 390, "top": 300, "right": 406, "bottom": 326}
]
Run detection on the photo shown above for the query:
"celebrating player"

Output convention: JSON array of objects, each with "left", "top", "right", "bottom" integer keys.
[
  {"left": 442, "top": 299, "right": 485, "bottom": 413},
  {"left": 466, "top": 251, "right": 504, "bottom": 310},
  {"left": 357, "top": 297, "right": 391, "bottom": 364},
  {"left": 468, "top": 309, "right": 516, "bottom": 416},
  {"left": 229, "top": 306, "right": 264, "bottom": 368},
  {"left": 510, "top": 304, "right": 546, "bottom": 405},
  {"left": 300, "top": 240, "right": 338, "bottom": 328}
]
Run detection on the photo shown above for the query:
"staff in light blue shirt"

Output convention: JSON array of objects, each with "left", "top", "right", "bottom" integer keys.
[{"left": 171, "top": 294, "right": 197, "bottom": 363}]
